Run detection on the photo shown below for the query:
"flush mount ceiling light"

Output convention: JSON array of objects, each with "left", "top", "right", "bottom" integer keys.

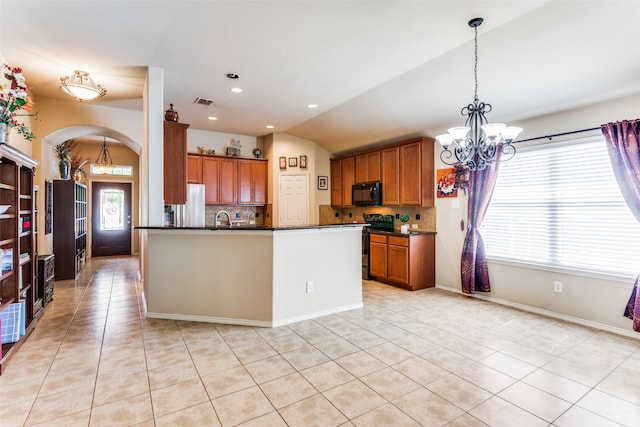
[
  {"left": 230, "top": 87, "right": 243, "bottom": 93},
  {"left": 436, "top": 18, "right": 522, "bottom": 172},
  {"left": 59, "top": 70, "right": 107, "bottom": 101},
  {"left": 94, "top": 137, "right": 115, "bottom": 174}
]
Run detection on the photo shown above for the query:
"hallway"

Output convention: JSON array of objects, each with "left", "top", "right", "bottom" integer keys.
[{"left": 0, "top": 256, "right": 639, "bottom": 426}]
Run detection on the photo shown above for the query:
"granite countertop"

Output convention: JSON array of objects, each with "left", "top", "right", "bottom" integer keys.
[
  {"left": 134, "top": 223, "right": 367, "bottom": 231},
  {"left": 369, "top": 229, "right": 437, "bottom": 236}
]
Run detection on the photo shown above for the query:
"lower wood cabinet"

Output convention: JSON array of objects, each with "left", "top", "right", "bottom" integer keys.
[{"left": 369, "top": 231, "right": 435, "bottom": 291}]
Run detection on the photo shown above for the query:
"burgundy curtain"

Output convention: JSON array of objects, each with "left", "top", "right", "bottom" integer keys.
[
  {"left": 602, "top": 120, "right": 640, "bottom": 332},
  {"left": 461, "top": 156, "right": 501, "bottom": 294}
]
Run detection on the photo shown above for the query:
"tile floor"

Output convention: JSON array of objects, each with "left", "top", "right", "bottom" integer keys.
[{"left": 1, "top": 255, "right": 639, "bottom": 426}]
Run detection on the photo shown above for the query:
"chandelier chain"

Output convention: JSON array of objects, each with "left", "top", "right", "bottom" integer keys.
[{"left": 474, "top": 24, "right": 478, "bottom": 102}]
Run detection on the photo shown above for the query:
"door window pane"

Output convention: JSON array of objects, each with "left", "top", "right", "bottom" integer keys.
[{"left": 100, "top": 189, "right": 124, "bottom": 231}]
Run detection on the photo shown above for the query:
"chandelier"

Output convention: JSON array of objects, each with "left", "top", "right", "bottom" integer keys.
[
  {"left": 436, "top": 17, "right": 522, "bottom": 172},
  {"left": 60, "top": 70, "right": 107, "bottom": 101},
  {"left": 94, "top": 137, "right": 115, "bottom": 174}
]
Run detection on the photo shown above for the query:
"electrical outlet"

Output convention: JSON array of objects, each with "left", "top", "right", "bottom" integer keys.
[
  {"left": 554, "top": 281, "right": 563, "bottom": 293},
  {"left": 411, "top": 224, "right": 418, "bottom": 229},
  {"left": 306, "top": 281, "right": 314, "bottom": 293}
]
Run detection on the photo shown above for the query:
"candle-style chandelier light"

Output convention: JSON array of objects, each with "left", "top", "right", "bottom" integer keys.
[{"left": 436, "top": 17, "right": 522, "bottom": 172}]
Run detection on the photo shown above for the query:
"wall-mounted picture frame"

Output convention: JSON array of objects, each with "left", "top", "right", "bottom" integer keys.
[
  {"left": 318, "top": 176, "right": 328, "bottom": 190},
  {"left": 288, "top": 157, "right": 298, "bottom": 168},
  {"left": 279, "top": 156, "right": 287, "bottom": 170},
  {"left": 300, "top": 155, "right": 307, "bottom": 169}
]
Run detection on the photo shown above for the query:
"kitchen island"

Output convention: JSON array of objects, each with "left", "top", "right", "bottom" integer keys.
[{"left": 135, "top": 224, "right": 364, "bottom": 327}]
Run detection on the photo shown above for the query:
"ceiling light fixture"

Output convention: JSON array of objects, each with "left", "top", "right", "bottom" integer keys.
[
  {"left": 94, "top": 137, "right": 115, "bottom": 174},
  {"left": 436, "top": 18, "right": 522, "bottom": 172},
  {"left": 59, "top": 70, "right": 107, "bottom": 101},
  {"left": 230, "top": 87, "right": 243, "bottom": 93},
  {"left": 266, "top": 125, "right": 274, "bottom": 129},
  {"left": 208, "top": 116, "right": 218, "bottom": 121},
  {"left": 307, "top": 104, "right": 318, "bottom": 109}
]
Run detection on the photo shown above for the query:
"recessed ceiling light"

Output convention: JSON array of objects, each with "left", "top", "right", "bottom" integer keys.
[
  {"left": 226, "top": 73, "right": 239, "bottom": 79},
  {"left": 266, "top": 125, "right": 274, "bottom": 129},
  {"left": 230, "top": 87, "right": 243, "bottom": 93},
  {"left": 208, "top": 116, "right": 218, "bottom": 121},
  {"left": 307, "top": 104, "right": 318, "bottom": 109}
]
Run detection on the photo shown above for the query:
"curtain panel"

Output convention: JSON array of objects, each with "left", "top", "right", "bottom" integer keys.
[
  {"left": 601, "top": 119, "right": 640, "bottom": 332},
  {"left": 461, "top": 154, "right": 501, "bottom": 294}
]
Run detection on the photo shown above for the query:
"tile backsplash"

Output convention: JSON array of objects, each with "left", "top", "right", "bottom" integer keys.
[
  {"left": 205, "top": 205, "right": 265, "bottom": 226},
  {"left": 319, "top": 205, "right": 436, "bottom": 232}
]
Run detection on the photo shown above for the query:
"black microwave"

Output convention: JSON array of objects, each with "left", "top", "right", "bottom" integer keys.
[{"left": 352, "top": 181, "right": 382, "bottom": 206}]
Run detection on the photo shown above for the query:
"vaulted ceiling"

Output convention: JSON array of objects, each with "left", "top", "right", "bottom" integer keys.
[{"left": 2, "top": 1, "right": 639, "bottom": 155}]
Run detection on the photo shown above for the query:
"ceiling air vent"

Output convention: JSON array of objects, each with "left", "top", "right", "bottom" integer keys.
[{"left": 194, "top": 97, "right": 214, "bottom": 106}]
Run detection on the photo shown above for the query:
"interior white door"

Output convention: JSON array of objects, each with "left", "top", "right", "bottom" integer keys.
[{"left": 279, "top": 174, "right": 308, "bottom": 226}]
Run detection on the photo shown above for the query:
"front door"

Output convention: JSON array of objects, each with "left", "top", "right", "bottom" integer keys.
[{"left": 91, "top": 182, "right": 132, "bottom": 257}]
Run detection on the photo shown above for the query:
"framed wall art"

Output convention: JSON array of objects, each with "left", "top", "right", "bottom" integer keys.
[
  {"left": 436, "top": 167, "right": 458, "bottom": 198},
  {"left": 279, "top": 156, "right": 287, "bottom": 170},
  {"left": 300, "top": 155, "right": 307, "bottom": 169},
  {"left": 317, "top": 176, "right": 328, "bottom": 190},
  {"left": 288, "top": 157, "right": 298, "bottom": 168}
]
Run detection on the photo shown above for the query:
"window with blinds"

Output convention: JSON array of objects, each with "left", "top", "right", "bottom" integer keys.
[{"left": 481, "top": 136, "right": 640, "bottom": 278}]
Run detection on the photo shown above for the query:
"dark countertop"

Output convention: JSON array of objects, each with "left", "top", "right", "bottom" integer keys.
[
  {"left": 369, "top": 229, "right": 437, "bottom": 236},
  {"left": 134, "top": 223, "right": 367, "bottom": 231}
]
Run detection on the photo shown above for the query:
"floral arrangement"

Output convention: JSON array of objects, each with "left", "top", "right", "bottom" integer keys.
[
  {"left": 0, "top": 56, "right": 35, "bottom": 141},
  {"left": 54, "top": 139, "right": 76, "bottom": 161}
]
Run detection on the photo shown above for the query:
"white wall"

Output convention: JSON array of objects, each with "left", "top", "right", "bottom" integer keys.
[{"left": 435, "top": 92, "right": 640, "bottom": 335}]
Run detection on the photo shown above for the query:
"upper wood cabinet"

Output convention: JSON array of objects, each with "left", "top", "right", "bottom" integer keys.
[
  {"left": 202, "top": 157, "right": 220, "bottom": 204},
  {"left": 381, "top": 147, "right": 400, "bottom": 205},
  {"left": 191, "top": 154, "right": 267, "bottom": 206},
  {"left": 187, "top": 155, "right": 202, "bottom": 184},
  {"left": 330, "top": 159, "right": 343, "bottom": 207},
  {"left": 219, "top": 158, "right": 237, "bottom": 205},
  {"left": 330, "top": 157, "right": 356, "bottom": 207},
  {"left": 355, "top": 151, "right": 381, "bottom": 183},
  {"left": 163, "top": 121, "right": 189, "bottom": 204},
  {"left": 237, "top": 159, "right": 268, "bottom": 205},
  {"left": 341, "top": 157, "right": 355, "bottom": 207},
  {"left": 331, "top": 137, "right": 434, "bottom": 207}
]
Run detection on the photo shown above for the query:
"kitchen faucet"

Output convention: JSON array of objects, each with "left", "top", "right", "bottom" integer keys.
[{"left": 214, "top": 210, "right": 232, "bottom": 227}]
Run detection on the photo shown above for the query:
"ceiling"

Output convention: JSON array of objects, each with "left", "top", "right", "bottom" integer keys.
[{"left": 2, "top": 1, "right": 639, "bottom": 156}]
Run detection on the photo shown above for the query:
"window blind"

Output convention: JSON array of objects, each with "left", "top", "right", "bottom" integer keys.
[{"left": 481, "top": 137, "right": 640, "bottom": 277}]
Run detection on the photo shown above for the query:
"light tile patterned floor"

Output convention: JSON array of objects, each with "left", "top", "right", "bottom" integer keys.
[{"left": 1, "top": 255, "right": 639, "bottom": 426}]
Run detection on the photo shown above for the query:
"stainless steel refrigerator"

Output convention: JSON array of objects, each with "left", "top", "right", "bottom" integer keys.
[{"left": 185, "top": 183, "right": 205, "bottom": 227}]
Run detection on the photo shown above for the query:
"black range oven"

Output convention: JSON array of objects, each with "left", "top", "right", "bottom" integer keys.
[{"left": 362, "top": 213, "right": 394, "bottom": 279}]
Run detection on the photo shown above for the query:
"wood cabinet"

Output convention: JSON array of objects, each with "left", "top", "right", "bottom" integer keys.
[
  {"left": 187, "top": 154, "right": 202, "bottom": 184},
  {"left": 163, "top": 121, "right": 190, "bottom": 204},
  {"left": 0, "top": 144, "right": 38, "bottom": 375},
  {"left": 381, "top": 147, "right": 400, "bottom": 205},
  {"left": 37, "top": 254, "right": 54, "bottom": 307},
  {"left": 330, "top": 159, "right": 343, "bottom": 207},
  {"left": 368, "top": 231, "right": 435, "bottom": 291},
  {"left": 53, "top": 180, "right": 87, "bottom": 280},
  {"left": 355, "top": 151, "right": 381, "bottom": 183},
  {"left": 330, "top": 157, "right": 356, "bottom": 207},
  {"left": 191, "top": 154, "right": 267, "bottom": 206},
  {"left": 332, "top": 137, "right": 434, "bottom": 207},
  {"left": 237, "top": 159, "right": 267, "bottom": 205}
]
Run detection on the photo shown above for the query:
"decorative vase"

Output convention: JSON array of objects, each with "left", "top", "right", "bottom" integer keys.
[
  {"left": 59, "top": 158, "right": 71, "bottom": 180},
  {"left": 401, "top": 224, "right": 409, "bottom": 234},
  {"left": 165, "top": 104, "right": 179, "bottom": 122},
  {"left": 0, "top": 123, "right": 8, "bottom": 144}
]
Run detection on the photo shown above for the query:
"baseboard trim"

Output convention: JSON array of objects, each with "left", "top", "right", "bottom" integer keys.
[
  {"left": 145, "top": 302, "right": 364, "bottom": 329},
  {"left": 435, "top": 283, "right": 639, "bottom": 340}
]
